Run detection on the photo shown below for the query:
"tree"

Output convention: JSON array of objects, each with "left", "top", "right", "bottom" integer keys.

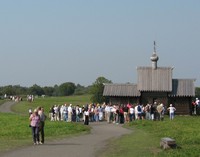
[
  {"left": 1, "top": 85, "right": 16, "bottom": 96},
  {"left": 195, "top": 87, "right": 200, "bottom": 98},
  {"left": 90, "top": 76, "right": 112, "bottom": 103},
  {"left": 28, "top": 84, "right": 44, "bottom": 96},
  {"left": 74, "top": 84, "right": 89, "bottom": 95},
  {"left": 43, "top": 86, "right": 54, "bottom": 96},
  {"left": 59, "top": 82, "right": 76, "bottom": 96}
]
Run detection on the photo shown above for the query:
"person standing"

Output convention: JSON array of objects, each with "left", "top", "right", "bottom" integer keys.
[
  {"left": 68, "top": 104, "right": 73, "bottom": 122},
  {"left": 105, "top": 104, "right": 111, "bottom": 123},
  {"left": 38, "top": 107, "right": 46, "bottom": 144},
  {"left": 129, "top": 105, "right": 135, "bottom": 121},
  {"left": 29, "top": 109, "right": 40, "bottom": 145},
  {"left": 168, "top": 104, "right": 176, "bottom": 120},
  {"left": 84, "top": 109, "right": 89, "bottom": 125},
  {"left": 123, "top": 104, "right": 129, "bottom": 122}
]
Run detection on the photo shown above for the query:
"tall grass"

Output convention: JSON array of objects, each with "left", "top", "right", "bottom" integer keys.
[{"left": 101, "top": 116, "right": 200, "bottom": 157}]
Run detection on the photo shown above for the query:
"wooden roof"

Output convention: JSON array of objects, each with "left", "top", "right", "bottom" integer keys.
[
  {"left": 103, "top": 79, "right": 195, "bottom": 97},
  {"left": 103, "top": 83, "right": 141, "bottom": 97},
  {"left": 137, "top": 67, "right": 173, "bottom": 92},
  {"left": 169, "top": 79, "right": 195, "bottom": 97}
]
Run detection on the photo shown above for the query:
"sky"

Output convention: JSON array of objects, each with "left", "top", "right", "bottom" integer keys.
[{"left": 0, "top": 0, "right": 200, "bottom": 87}]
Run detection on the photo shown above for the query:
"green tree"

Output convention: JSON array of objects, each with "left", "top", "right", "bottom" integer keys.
[
  {"left": 28, "top": 84, "right": 44, "bottom": 96},
  {"left": 43, "top": 86, "right": 54, "bottom": 96},
  {"left": 1, "top": 85, "right": 16, "bottom": 96},
  {"left": 90, "top": 76, "right": 112, "bottom": 103},
  {"left": 74, "top": 84, "right": 89, "bottom": 95},
  {"left": 59, "top": 82, "right": 76, "bottom": 96},
  {"left": 195, "top": 87, "right": 200, "bottom": 98}
]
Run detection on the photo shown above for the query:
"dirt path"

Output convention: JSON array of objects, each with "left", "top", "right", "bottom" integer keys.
[
  {"left": 0, "top": 102, "right": 132, "bottom": 157},
  {"left": 0, "top": 101, "right": 16, "bottom": 113},
  {"left": 1, "top": 122, "right": 131, "bottom": 157}
]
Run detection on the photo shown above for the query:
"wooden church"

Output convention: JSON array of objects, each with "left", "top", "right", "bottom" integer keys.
[{"left": 103, "top": 43, "right": 195, "bottom": 115}]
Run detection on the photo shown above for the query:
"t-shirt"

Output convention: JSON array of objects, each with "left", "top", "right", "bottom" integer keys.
[
  {"left": 129, "top": 108, "right": 134, "bottom": 114},
  {"left": 30, "top": 114, "right": 40, "bottom": 127},
  {"left": 168, "top": 107, "right": 176, "bottom": 113}
]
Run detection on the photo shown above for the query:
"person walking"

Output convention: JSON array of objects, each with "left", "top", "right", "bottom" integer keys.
[{"left": 29, "top": 109, "right": 40, "bottom": 145}]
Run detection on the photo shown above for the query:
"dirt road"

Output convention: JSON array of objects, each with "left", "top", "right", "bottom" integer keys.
[{"left": 0, "top": 101, "right": 15, "bottom": 113}]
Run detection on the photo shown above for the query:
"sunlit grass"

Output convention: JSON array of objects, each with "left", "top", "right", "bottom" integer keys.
[
  {"left": 0, "top": 95, "right": 91, "bottom": 153},
  {"left": 12, "top": 95, "right": 92, "bottom": 115},
  {"left": 101, "top": 116, "right": 200, "bottom": 157}
]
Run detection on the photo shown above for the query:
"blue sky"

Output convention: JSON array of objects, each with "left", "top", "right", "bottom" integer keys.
[{"left": 0, "top": 0, "right": 200, "bottom": 87}]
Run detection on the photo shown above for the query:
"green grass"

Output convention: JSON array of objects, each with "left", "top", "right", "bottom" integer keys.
[
  {"left": 2, "top": 96, "right": 200, "bottom": 156},
  {"left": 100, "top": 116, "right": 200, "bottom": 157},
  {"left": 0, "top": 99, "right": 7, "bottom": 105},
  {"left": 12, "top": 94, "right": 91, "bottom": 115},
  {"left": 0, "top": 95, "right": 91, "bottom": 153}
]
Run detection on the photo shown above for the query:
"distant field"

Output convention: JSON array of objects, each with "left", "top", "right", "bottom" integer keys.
[{"left": 12, "top": 94, "right": 92, "bottom": 115}]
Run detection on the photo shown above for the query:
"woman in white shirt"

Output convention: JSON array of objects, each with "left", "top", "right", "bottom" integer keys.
[
  {"left": 167, "top": 104, "right": 176, "bottom": 120},
  {"left": 84, "top": 109, "right": 89, "bottom": 125}
]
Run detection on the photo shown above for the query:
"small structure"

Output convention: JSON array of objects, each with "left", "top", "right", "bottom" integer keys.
[
  {"left": 103, "top": 42, "right": 195, "bottom": 114},
  {"left": 160, "top": 137, "right": 176, "bottom": 150}
]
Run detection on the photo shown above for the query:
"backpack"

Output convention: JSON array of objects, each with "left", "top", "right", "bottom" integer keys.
[{"left": 137, "top": 105, "right": 141, "bottom": 112}]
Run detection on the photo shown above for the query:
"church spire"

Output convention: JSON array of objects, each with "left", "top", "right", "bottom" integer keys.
[
  {"left": 154, "top": 41, "right": 156, "bottom": 53},
  {"left": 150, "top": 41, "right": 159, "bottom": 69}
]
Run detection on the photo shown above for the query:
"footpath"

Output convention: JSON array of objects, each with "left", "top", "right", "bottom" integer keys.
[{"left": 0, "top": 102, "right": 132, "bottom": 157}]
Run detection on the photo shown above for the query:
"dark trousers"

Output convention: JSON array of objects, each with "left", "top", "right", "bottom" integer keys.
[
  {"left": 39, "top": 121, "right": 45, "bottom": 143},
  {"left": 84, "top": 115, "right": 89, "bottom": 125},
  {"left": 31, "top": 126, "right": 39, "bottom": 143}
]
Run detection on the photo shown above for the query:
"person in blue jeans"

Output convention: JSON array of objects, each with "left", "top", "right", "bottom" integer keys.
[
  {"left": 29, "top": 109, "right": 40, "bottom": 145},
  {"left": 167, "top": 104, "right": 176, "bottom": 120}
]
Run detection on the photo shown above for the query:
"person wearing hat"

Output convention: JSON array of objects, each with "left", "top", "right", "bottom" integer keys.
[{"left": 29, "top": 109, "right": 40, "bottom": 145}]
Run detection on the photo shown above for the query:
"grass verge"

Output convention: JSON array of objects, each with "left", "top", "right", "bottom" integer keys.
[{"left": 100, "top": 116, "right": 200, "bottom": 157}]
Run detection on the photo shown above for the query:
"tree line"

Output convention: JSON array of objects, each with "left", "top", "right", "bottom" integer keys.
[
  {"left": 0, "top": 77, "right": 112, "bottom": 103},
  {"left": 0, "top": 83, "right": 91, "bottom": 97},
  {"left": 1, "top": 77, "right": 199, "bottom": 103}
]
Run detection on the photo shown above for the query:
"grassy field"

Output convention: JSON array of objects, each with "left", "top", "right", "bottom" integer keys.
[
  {"left": 12, "top": 95, "right": 91, "bottom": 115},
  {"left": 0, "top": 95, "right": 91, "bottom": 153},
  {"left": 100, "top": 116, "right": 200, "bottom": 157},
  {"left": 2, "top": 95, "right": 200, "bottom": 156}
]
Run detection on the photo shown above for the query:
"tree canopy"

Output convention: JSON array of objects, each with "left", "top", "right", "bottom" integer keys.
[{"left": 90, "top": 76, "right": 112, "bottom": 103}]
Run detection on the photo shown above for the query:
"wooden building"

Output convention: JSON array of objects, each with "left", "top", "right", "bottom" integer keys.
[{"left": 103, "top": 44, "right": 195, "bottom": 115}]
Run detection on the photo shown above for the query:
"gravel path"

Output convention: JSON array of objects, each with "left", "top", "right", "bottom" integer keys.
[{"left": 0, "top": 102, "right": 132, "bottom": 157}]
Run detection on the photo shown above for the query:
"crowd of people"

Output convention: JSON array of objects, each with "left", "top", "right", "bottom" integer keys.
[
  {"left": 47, "top": 102, "right": 177, "bottom": 125},
  {"left": 28, "top": 98, "right": 200, "bottom": 145},
  {"left": 29, "top": 98, "right": 200, "bottom": 145}
]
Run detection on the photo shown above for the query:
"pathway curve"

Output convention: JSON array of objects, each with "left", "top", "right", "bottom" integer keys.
[
  {"left": 0, "top": 102, "right": 132, "bottom": 157},
  {"left": 0, "top": 101, "right": 16, "bottom": 113}
]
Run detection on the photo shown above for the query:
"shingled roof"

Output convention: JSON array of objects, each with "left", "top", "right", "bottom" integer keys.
[
  {"left": 103, "top": 83, "right": 141, "bottom": 97},
  {"left": 137, "top": 67, "right": 173, "bottom": 92},
  {"left": 169, "top": 79, "right": 195, "bottom": 97}
]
